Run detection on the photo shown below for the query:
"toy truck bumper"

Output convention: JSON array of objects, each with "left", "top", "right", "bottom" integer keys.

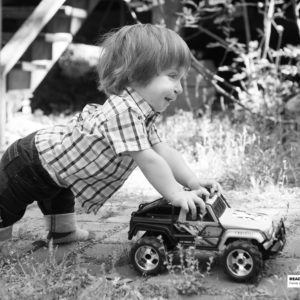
[{"left": 263, "top": 220, "right": 286, "bottom": 252}]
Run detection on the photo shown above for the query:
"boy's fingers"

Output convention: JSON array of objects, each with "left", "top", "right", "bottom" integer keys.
[
  {"left": 211, "top": 182, "right": 222, "bottom": 195},
  {"left": 193, "top": 196, "right": 206, "bottom": 215},
  {"left": 187, "top": 198, "right": 197, "bottom": 220},
  {"left": 194, "top": 187, "right": 209, "bottom": 199},
  {"left": 180, "top": 200, "right": 189, "bottom": 213}
]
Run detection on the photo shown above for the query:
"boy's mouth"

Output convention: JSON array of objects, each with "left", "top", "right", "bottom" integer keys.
[{"left": 165, "top": 97, "right": 174, "bottom": 103}]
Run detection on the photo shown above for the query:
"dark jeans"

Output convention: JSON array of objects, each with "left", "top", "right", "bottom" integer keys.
[{"left": 0, "top": 132, "right": 75, "bottom": 228}]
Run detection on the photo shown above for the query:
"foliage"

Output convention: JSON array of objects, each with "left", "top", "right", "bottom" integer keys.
[
  {"left": 159, "top": 110, "right": 300, "bottom": 188},
  {"left": 165, "top": 245, "right": 210, "bottom": 296},
  {"left": 178, "top": 0, "right": 300, "bottom": 122}
]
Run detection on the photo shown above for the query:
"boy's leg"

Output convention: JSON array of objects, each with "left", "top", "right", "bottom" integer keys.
[
  {"left": 0, "top": 138, "right": 33, "bottom": 254},
  {"left": 17, "top": 130, "right": 94, "bottom": 244},
  {"left": 0, "top": 132, "right": 92, "bottom": 249},
  {"left": 37, "top": 189, "right": 95, "bottom": 244}
]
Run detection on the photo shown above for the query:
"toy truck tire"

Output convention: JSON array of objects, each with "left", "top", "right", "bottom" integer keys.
[
  {"left": 223, "top": 240, "right": 263, "bottom": 282},
  {"left": 130, "top": 236, "right": 166, "bottom": 275}
]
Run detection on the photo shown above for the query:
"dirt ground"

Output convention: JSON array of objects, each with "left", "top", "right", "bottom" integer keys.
[{"left": 5, "top": 169, "right": 300, "bottom": 299}]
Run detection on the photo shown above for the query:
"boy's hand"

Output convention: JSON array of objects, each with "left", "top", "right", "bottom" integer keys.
[
  {"left": 207, "top": 180, "right": 222, "bottom": 196},
  {"left": 170, "top": 190, "right": 206, "bottom": 220},
  {"left": 189, "top": 178, "right": 222, "bottom": 198},
  {"left": 193, "top": 187, "right": 210, "bottom": 201}
]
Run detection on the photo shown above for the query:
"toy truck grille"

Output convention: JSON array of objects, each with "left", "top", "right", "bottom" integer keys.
[{"left": 212, "top": 196, "right": 226, "bottom": 218}]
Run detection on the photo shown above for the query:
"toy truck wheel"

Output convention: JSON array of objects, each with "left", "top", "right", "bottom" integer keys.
[
  {"left": 130, "top": 236, "right": 166, "bottom": 275},
  {"left": 223, "top": 240, "right": 263, "bottom": 282}
]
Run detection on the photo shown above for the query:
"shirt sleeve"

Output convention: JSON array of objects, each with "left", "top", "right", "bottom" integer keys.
[{"left": 104, "top": 108, "right": 151, "bottom": 155}]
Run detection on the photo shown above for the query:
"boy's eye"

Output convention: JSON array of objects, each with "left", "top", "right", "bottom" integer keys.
[{"left": 168, "top": 73, "right": 178, "bottom": 79}]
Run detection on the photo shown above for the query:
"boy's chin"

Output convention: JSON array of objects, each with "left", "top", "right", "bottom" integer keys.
[
  {"left": 156, "top": 107, "right": 167, "bottom": 113},
  {"left": 157, "top": 104, "right": 170, "bottom": 113}
]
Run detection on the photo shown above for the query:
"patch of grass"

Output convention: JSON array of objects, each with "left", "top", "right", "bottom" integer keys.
[
  {"left": 79, "top": 276, "right": 178, "bottom": 300},
  {"left": 1, "top": 243, "right": 94, "bottom": 300},
  {"left": 159, "top": 111, "right": 300, "bottom": 190}
]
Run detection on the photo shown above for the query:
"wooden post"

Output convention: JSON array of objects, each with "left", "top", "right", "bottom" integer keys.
[{"left": 0, "top": 0, "right": 6, "bottom": 152}]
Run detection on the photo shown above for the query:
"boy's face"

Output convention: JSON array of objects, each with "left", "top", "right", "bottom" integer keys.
[{"left": 132, "top": 67, "right": 186, "bottom": 113}]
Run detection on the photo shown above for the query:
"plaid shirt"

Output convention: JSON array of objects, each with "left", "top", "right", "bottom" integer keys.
[{"left": 35, "top": 88, "right": 163, "bottom": 213}]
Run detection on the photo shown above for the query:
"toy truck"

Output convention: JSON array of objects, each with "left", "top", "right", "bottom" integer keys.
[{"left": 128, "top": 194, "right": 286, "bottom": 282}]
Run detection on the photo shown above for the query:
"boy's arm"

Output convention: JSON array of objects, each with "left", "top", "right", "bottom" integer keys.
[
  {"left": 129, "top": 148, "right": 206, "bottom": 218},
  {"left": 153, "top": 142, "right": 222, "bottom": 196}
]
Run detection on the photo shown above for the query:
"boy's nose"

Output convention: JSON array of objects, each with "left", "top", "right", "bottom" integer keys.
[{"left": 174, "top": 81, "right": 183, "bottom": 95}]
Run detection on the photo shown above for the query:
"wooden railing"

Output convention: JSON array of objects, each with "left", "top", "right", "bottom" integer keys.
[
  {"left": 1, "top": 0, "right": 67, "bottom": 76},
  {"left": 0, "top": 0, "right": 101, "bottom": 151},
  {"left": 0, "top": 0, "right": 67, "bottom": 151}
]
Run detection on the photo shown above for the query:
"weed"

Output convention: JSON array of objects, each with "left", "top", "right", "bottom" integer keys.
[
  {"left": 1, "top": 243, "right": 94, "bottom": 300},
  {"left": 165, "top": 244, "right": 212, "bottom": 296}
]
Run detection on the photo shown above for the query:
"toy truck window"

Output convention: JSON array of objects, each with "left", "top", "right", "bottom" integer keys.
[
  {"left": 186, "top": 207, "right": 214, "bottom": 222},
  {"left": 203, "top": 211, "right": 214, "bottom": 222},
  {"left": 146, "top": 206, "right": 173, "bottom": 219},
  {"left": 211, "top": 197, "right": 226, "bottom": 218}
]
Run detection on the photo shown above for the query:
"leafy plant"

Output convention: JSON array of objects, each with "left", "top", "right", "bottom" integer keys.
[{"left": 178, "top": 0, "right": 300, "bottom": 123}]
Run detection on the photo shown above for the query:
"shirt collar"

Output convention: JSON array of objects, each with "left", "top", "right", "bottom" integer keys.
[{"left": 124, "top": 87, "right": 159, "bottom": 119}]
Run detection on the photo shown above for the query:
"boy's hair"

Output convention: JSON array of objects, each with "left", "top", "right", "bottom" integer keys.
[{"left": 97, "top": 23, "right": 191, "bottom": 95}]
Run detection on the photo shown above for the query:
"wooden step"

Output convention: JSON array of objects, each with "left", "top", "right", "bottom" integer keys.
[
  {"left": 45, "top": 6, "right": 87, "bottom": 34},
  {"left": 3, "top": 32, "right": 72, "bottom": 61},
  {"left": 2, "top": 5, "right": 87, "bottom": 19},
  {"left": 2, "top": 32, "right": 73, "bottom": 46},
  {"left": 60, "top": 5, "right": 88, "bottom": 18},
  {"left": 7, "top": 40, "right": 74, "bottom": 91},
  {"left": 21, "top": 60, "right": 52, "bottom": 71},
  {"left": 1, "top": 0, "right": 67, "bottom": 75},
  {"left": 44, "top": 32, "right": 73, "bottom": 42}
]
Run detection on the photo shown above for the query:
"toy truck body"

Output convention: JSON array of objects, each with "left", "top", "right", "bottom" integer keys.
[{"left": 128, "top": 194, "right": 286, "bottom": 282}]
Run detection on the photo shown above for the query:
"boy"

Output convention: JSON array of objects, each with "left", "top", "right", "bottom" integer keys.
[{"left": 0, "top": 24, "right": 221, "bottom": 252}]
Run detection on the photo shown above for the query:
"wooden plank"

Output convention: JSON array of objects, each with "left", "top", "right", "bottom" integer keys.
[
  {"left": 2, "top": 5, "right": 86, "bottom": 19},
  {"left": 61, "top": 5, "right": 87, "bottom": 18},
  {"left": 0, "top": 0, "right": 67, "bottom": 75},
  {"left": 44, "top": 32, "right": 72, "bottom": 42}
]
